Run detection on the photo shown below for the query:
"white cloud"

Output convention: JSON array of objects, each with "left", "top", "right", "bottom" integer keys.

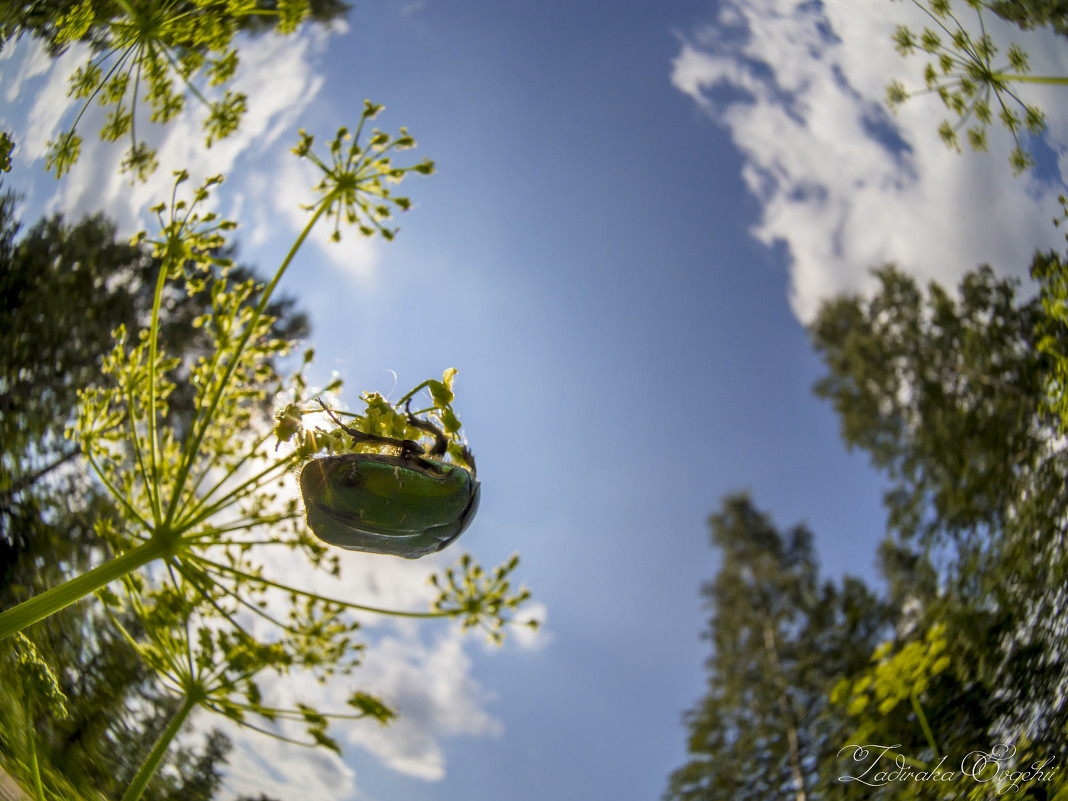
[
  {"left": 193, "top": 623, "right": 501, "bottom": 798},
  {"left": 506, "top": 600, "right": 550, "bottom": 651},
  {"left": 343, "top": 631, "right": 503, "bottom": 780},
  {"left": 13, "top": 41, "right": 88, "bottom": 163},
  {"left": 210, "top": 713, "right": 358, "bottom": 801},
  {"left": 672, "top": 0, "right": 1068, "bottom": 322},
  {"left": 398, "top": 0, "right": 430, "bottom": 17},
  {"left": 1, "top": 35, "right": 53, "bottom": 104}
]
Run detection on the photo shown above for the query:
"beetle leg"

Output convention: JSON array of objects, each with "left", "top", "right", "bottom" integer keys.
[
  {"left": 316, "top": 398, "right": 424, "bottom": 456},
  {"left": 404, "top": 398, "right": 449, "bottom": 458},
  {"left": 403, "top": 400, "right": 477, "bottom": 473}
]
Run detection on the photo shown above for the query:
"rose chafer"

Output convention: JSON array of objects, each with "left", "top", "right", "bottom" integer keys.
[{"left": 300, "top": 399, "right": 480, "bottom": 559}]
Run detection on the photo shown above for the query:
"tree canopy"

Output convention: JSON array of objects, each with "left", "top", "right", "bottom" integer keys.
[
  {"left": 988, "top": 0, "right": 1068, "bottom": 36},
  {"left": 665, "top": 495, "right": 890, "bottom": 801},
  {"left": 669, "top": 259, "right": 1068, "bottom": 800}
]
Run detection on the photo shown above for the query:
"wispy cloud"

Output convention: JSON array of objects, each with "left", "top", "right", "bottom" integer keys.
[
  {"left": 346, "top": 631, "right": 504, "bottom": 780},
  {"left": 195, "top": 628, "right": 500, "bottom": 796},
  {"left": 672, "top": 0, "right": 1068, "bottom": 321},
  {"left": 210, "top": 717, "right": 357, "bottom": 801},
  {"left": 0, "top": 34, "right": 53, "bottom": 104}
]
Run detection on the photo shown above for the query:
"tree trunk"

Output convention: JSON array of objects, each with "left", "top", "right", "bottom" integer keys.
[{"left": 763, "top": 621, "right": 808, "bottom": 801}]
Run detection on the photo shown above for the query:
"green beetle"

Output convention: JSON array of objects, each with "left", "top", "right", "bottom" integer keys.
[{"left": 300, "top": 399, "right": 480, "bottom": 559}]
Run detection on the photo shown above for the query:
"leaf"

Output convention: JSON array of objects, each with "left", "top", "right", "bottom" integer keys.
[
  {"left": 428, "top": 379, "right": 454, "bottom": 408},
  {"left": 310, "top": 728, "right": 341, "bottom": 754},
  {"left": 348, "top": 691, "right": 396, "bottom": 723},
  {"left": 441, "top": 407, "right": 461, "bottom": 433}
]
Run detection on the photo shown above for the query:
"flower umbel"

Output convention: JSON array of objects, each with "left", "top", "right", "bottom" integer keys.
[
  {"left": 886, "top": 0, "right": 1066, "bottom": 174},
  {"left": 430, "top": 553, "right": 538, "bottom": 645},
  {"left": 44, "top": 0, "right": 315, "bottom": 180},
  {"left": 293, "top": 100, "right": 435, "bottom": 242}
]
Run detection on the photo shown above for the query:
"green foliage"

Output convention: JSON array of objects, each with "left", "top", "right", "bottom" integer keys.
[
  {"left": 101, "top": 577, "right": 384, "bottom": 755},
  {"left": 887, "top": 0, "right": 1067, "bottom": 173},
  {"left": 674, "top": 261, "right": 1068, "bottom": 801},
  {"left": 11, "top": 633, "right": 69, "bottom": 720},
  {"left": 1, "top": 1, "right": 350, "bottom": 55},
  {"left": 0, "top": 194, "right": 319, "bottom": 797},
  {"left": 430, "top": 553, "right": 536, "bottom": 644},
  {"left": 1033, "top": 196, "right": 1068, "bottom": 432},
  {"left": 295, "top": 369, "right": 471, "bottom": 471},
  {"left": 832, "top": 624, "right": 948, "bottom": 742},
  {"left": 809, "top": 264, "right": 1053, "bottom": 553},
  {"left": 830, "top": 612, "right": 1065, "bottom": 800},
  {"left": 0, "top": 599, "right": 239, "bottom": 801},
  {"left": 986, "top": 0, "right": 1068, "bottom": 36},
  {"left": 0, "top": 133, "right": 12, "bottom": 173},
  {"left": 0, "top": 193, "right": 308, "bottom": 550},
  {"left": 147, "top": 729, "right": 231, "bottom": 801},
  {"left": 0, "top": 193, "right": 305, "bottom": 800},
  {"left": 810, "top": 263, "right": 1068, "bottom": 761}
]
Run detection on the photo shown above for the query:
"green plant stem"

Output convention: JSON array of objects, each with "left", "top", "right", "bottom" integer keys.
[
  {"left": 0, "top": 538, "right": 167, "bottom": 641},
  {"left": 27, "top": 722, "right": 44, "bottom": 801},
  {"left": 910, "top": 691, "right": 940, "bottom": 757},
  {"left": 206, "top": 712, "right": 323, "bottom": 748},
  {"left": 177, "top": 447, "right": 295, "bottom": 531},
  {"left": 164, "top": 190, "right": 338, "bottom": 530},
  {"left": 180, "top": 428, "right": 276, "bottom": 522},
  {"left": 144, "top": 236, "right": 171, "bottom": 524},
  {"left": 192, "top": 554, "right": 451, "bottom": 619},
  {"left": 994, "top": 74, "right": 1068, "bottom": 85},
  {"left": 120, "top": 691, "right": 199, "bottom": 801}
]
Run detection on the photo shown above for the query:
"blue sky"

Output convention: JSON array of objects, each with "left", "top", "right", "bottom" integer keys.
[{"left": 2, "top": 1, "right": 1067, "bottom": 799}]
